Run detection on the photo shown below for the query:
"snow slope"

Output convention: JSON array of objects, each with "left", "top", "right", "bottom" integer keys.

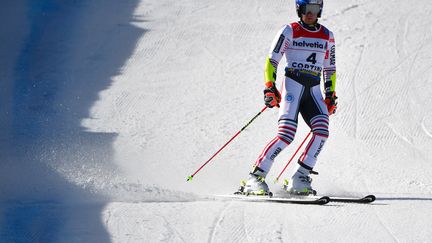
[{"left": 2, "top": 0, "right": 432, "bottom": 242}]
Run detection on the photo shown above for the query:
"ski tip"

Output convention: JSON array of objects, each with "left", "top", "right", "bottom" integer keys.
[
  {"left": 318, "top": 196, "right": 331, "bottom": 204},
  {"left": 364, "top": 194, "right": 376, "bottom": 202},
  {"left": 328, "top": 194, "right": 377, "bottom": 204},
  {"left": 187, "top": 175, "right": 193, "bottom": 181}
]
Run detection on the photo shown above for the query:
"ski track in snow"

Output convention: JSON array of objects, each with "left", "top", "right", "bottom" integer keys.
[
  {"left": 3, "top": 0, "right": 432, "bottom": 242},
  {"left": 158, "top": 213, "right": 187, "bottom": 243},
  {"left": 421, "top": 119, "right": 432, "bottom": 139},
  {"left": 208, "top": 202, "right": 231, "bottom": 243},
  {"left": 351, "top": 44, "right": 364, "bottom": 139},
  {"left": 372, "top": 207, "right": 399, "bottom": 243}
]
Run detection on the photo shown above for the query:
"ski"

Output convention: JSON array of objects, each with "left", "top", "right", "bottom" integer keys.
[
  {"left": 327, "top": 194, "right": 376, "bottom": 204},
  {"left": 214, "top": 194, "right": 330, "bottom": 205}
]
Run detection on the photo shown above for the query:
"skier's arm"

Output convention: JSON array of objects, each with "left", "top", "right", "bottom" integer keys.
[
  {"left": 262, "top": 26, "right": 291, "bottom": 108},
  {"left": 264, "top": 25, "right": 291, "bottom": 87},
  {"left": 323, "top": 31, "right": 337, "bottom": 114},
  {"left": 323, "top": 31, "right": 336, "bottom": 94}
]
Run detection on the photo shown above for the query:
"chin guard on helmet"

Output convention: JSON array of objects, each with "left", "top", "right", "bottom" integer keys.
[{"left": 295, "top": 0, "right": 324, "bottom": 18}]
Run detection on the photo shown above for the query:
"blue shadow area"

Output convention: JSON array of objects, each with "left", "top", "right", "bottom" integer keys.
[
  {"left": 0, "top": 0, "right": 145, "bottom": 241},
  {"left": 2, "top": 202, "right": 63, "bottom": 243}
]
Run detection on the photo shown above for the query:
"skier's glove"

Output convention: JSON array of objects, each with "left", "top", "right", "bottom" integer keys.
[
  {"left": 324, "top": 91, "right": 338, "bottom": 115},
  {"left": 264, "top": 82, "right": 281, "bottom": 108}
]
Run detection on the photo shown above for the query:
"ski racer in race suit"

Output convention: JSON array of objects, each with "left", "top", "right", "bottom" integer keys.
[{"left": 242, "top": 0, "right": 337, "bottom": 196}]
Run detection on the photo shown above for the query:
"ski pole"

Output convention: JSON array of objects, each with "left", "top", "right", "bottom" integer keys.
[
  {"left": 274, "top": 131, "right": 312, "bottom": 183},
  {"left": 187, "top": 106, "right": 268, "bottom": 181}
]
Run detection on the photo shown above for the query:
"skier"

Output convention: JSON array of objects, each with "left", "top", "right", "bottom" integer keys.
[{"left": 240, "top": 0, "right": 337, "bottom": 196}]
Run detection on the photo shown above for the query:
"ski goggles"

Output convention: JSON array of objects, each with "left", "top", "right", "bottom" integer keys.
[{"left": 299, "top": 4, "right": 321, "bottom": 15}]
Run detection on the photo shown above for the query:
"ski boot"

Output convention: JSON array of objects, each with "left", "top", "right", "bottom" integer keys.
[
  {"left": 284, "top": 163, "right": 317, "bottom": 196},
  {"left": 236, "top": 167, "right": 272, "bottom": 197}
]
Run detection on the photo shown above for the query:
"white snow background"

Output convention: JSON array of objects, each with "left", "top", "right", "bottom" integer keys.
[{"left": 1, "top": 0, "right": 432, "bottom": 242}]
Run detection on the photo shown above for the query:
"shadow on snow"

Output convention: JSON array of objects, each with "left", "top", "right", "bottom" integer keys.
[{"left": 0, "top": 0, "right": 145, "bottom": 242}]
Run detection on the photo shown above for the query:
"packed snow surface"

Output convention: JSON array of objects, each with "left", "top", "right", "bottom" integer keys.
[{"left": 1, "top": 0, "right": 432, "bottom": 242}]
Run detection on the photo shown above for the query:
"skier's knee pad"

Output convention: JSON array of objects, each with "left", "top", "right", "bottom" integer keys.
[
  {"left": 310, "top": 115, "right": 329, "bottom": 137},
  {"left": 277, "top": 119, "right": 297, "bottom": 144}
]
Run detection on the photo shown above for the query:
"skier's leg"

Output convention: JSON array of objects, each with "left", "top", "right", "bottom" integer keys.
[
  {"left": 243, "top": 77, "right": 304, "bottom": 194},
  {"left": 298, "top": 85, "right": 329, "bottom": 169},
  {"left": 298, "top": 114, "right": 329, "bottom": 169},
  {"left": 288, "top": 85, "right": 329, "bottom": 195},
  {"left": 252, "top": 77, "right": 304, "bottom": 177}
]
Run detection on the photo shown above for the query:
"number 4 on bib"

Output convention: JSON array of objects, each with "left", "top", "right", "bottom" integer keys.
[{"left": 306, "top": 53, "right": 317, "bottom": 64}]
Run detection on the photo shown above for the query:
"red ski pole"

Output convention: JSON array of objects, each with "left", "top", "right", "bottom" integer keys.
[
  {"left": 274, "top": 131, "right": 312, "bottom": 183},
  {"left": 187, "top": 106, "right": 268, "bottom": 181}
]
